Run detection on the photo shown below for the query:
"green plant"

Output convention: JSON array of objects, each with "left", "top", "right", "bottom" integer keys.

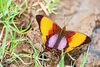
[
  {"left": 0, "top": 0, "right": 35, "bottom": 66},
  {"left": 44, "top": 0, "right": 59, "bottom": 14},
  {"left": 80, "top": 45, "right": 90, "bottom": 67},
  {"left": 59, "top": 49, "right": 65, "bottom": 67}
]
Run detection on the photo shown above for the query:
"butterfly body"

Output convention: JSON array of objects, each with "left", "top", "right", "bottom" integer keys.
[{"left": 36, "top": 15, "right": 91, "bottom": 53}]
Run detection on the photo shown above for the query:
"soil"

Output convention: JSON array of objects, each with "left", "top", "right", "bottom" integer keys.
[{"left": 1, "top": 0, "right": 100, "bottom": 67}]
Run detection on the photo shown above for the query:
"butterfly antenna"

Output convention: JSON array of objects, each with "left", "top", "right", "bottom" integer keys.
[{"left": 64, "top": 15, "right": 73, "bottom": 27}]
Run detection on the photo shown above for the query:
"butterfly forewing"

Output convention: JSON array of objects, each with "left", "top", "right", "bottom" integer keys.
[
  {"left": 36, "top": 15, "right": 61, "bottom": 43},
  {"left": 65, "top": 31, "right": 91, "bottom": 52}
]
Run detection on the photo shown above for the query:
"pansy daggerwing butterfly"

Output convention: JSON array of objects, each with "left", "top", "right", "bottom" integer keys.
[{"left": 36, "top": 15, "right": 91, "bottom": 54}]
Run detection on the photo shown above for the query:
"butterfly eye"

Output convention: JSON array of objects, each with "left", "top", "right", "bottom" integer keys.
[{"left": 48, "top": 34, "right": 58, "bottom": 48}]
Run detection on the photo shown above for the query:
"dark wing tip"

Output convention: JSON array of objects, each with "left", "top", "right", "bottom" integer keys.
[
  {"left": 87, "top": 36, "right": 91, "bottom": 43},
  {"left": 83, "top": 36, "right": 91, "bottom": 44},
  {"left": 36, "top": 15, "right": 43, "bottom": 24}
]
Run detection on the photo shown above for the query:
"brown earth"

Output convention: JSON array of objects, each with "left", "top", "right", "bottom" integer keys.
[{"left": 1, "top": 0, "right": 100, "bottom": 67}]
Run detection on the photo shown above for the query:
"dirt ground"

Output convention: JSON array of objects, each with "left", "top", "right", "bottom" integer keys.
[{"left": 1, "top": 0, "right": 100, "bottom": 67}]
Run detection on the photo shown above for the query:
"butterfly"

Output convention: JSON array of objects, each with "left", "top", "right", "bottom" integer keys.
[{"left": 36, "top": 15, "right": 91, "bottom": 55}]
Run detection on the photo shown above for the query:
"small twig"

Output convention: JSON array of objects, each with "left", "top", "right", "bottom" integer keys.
[
  {"left": 39, "top": 2, "right": 49, "bottom": 16},
  {"left": 67, "top": 52, "right": 75, "bottom": 61},
  {"left": 0, "top": 27, "right": 5, "bottom": 46}
]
